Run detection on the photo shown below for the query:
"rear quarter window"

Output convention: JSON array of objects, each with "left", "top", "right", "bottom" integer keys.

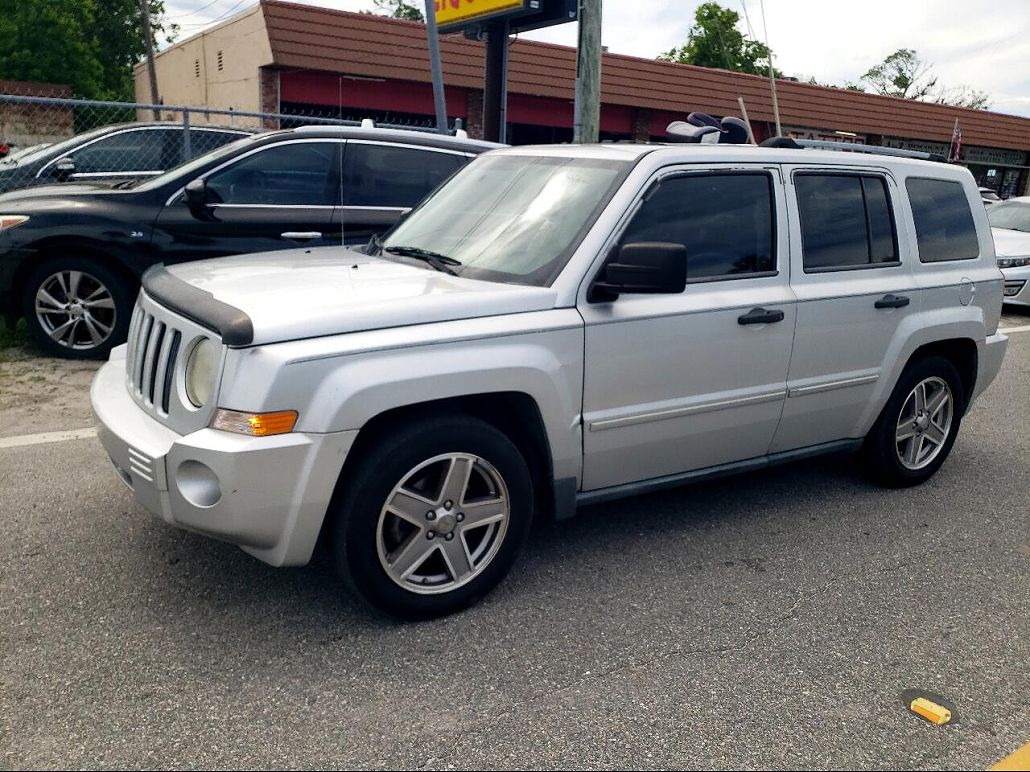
[{"left": 906, "top": 178, "right": 980, "bottom": 262}]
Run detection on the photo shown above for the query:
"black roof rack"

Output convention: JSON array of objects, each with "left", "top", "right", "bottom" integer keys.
[{"left": 759, "top": 136, "right": 948, "bottom": 163}]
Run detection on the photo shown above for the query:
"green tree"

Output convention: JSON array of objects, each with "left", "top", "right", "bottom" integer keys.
[
  {"left": 0, "top": 0, "right": 175, "bottom": 100},
  {"left": 657, "top": 2, "right": 779, "bottom": 76},
  {"left": 95, "top": 0, "right": 179, "bottom": 101},
  {"left": 860, "top": 48, "right": 937, "bottom": 100},
  {"left": 372, "top": 0, "right": 424, "bottom": 22},
  {"left": 859, "top": 49, "right": 990, "bottom": 109}
]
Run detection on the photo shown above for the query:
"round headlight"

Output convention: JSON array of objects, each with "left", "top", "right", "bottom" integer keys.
[{"left": 184, "top": 338, "right": 219, "bottom": 408}]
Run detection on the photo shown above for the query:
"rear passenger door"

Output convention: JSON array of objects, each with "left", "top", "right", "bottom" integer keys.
[
  {"left": 580, "top": 167, "right": 795, "bottom": 491},
  {"left": 771, "top": 167, "right": 918, "bottom": 453},
  {"left": 336, "top": 141, "right": 469, "bottom": 245}
]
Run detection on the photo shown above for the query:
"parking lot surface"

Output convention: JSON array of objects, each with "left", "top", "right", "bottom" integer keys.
[{"left": 1, "top": 318, "right": 1028, "bottom": 770}]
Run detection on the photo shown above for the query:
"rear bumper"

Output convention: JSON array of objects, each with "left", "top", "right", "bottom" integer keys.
[
  {"left": 971, "top": 332, "right": 1008, "bottom": 405},
  {"left": 90, "top": 346, "right": 357, "bottom": 566}
]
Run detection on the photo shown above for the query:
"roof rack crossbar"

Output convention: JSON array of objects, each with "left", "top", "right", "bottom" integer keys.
[{"left": 762, "top": 136, "right": 948, "bottom": 163}]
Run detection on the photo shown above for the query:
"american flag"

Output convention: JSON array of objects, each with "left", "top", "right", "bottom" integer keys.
[{"left": 949, "top": 119, "right": 962, "bottom": 162}]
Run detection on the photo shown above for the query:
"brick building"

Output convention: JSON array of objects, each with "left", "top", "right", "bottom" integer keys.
[
  {"left": 0, "top": 80, "right": 73, "bottom": 150},
  {"left": 137, "top": 0, "right": 1030, "bottom": 197}
]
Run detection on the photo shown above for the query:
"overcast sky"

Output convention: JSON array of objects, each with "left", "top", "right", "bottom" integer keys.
[{"left": 165, "top": 0, "right": 1030, "bottom": 117}]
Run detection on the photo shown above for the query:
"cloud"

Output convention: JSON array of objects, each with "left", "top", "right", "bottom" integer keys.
[{"left": 165, "top": 0, "right": 1030, "bottom": 116}]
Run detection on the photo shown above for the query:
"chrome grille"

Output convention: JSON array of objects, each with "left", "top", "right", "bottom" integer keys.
[
  {"left": 126, "top": 303, "right": 183, "bottom": 416},
  {"left": 124, "top": 290, "right": 224, "bottom": 436}
]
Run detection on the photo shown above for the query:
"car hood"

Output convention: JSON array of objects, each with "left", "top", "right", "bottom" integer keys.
[
  {"left": 162, "top": 248, "right": 560, "bottom": 346},
  {"left": 991, "top": 227, "right": 1030, "bottom": 257},
  {"left": 0, "top": 182, "right": 117, "bottom": 203}
]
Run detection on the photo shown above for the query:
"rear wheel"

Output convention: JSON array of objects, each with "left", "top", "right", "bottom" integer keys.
[
  {"left": 331, "top": 416, "right": 534, "bottom": 620},
  {"left": 21, "top": 257, "right": 132, "bottom": 359},
  {"left": 863, "top": 356, "right": 964, "bottom": 487}
]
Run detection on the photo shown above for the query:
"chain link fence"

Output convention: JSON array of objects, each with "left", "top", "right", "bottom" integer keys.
[{"left": 0, "top": 91, "right": 458, "bottom": 194}]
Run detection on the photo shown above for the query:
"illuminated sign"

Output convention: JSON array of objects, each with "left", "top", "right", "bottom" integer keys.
[{"left": 435, "top": 0, "right": 530, "bottom": 32}]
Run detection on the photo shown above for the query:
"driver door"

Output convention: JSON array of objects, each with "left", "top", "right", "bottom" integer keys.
[
  {"left": 579, "top": 167, "right": 797, "bottom": 491},
  {"left": 153, "top": 139, "right": 340, "bottom": 264}
]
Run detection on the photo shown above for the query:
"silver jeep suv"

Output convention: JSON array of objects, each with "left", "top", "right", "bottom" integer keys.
[{"left": 91, "top": 142, "right": 1008, "bottom": 618}]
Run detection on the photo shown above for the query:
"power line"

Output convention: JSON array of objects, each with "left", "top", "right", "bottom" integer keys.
[
  {"left": 178, "top": 0, "right": 255, "bottom": 27},
  {"left": 165, "top": 0, "right": 231, "bottom": 20}
]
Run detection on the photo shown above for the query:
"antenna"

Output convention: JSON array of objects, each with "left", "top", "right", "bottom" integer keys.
[{"left": 757, "top": 0, "right": 782, "bottom": 137}]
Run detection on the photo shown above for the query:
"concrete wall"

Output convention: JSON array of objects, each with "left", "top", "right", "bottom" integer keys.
[{"left": 134, "top": 4, "right": 273, "bottom": 128}]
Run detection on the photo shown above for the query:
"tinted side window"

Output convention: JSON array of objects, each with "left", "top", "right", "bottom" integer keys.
[
  {"left": 190, "top": 129, "right": 246, "bottom": 157},
  {"left": 342, "top": 144, "right": 464, "bottom": 208},
  {"left": 906, "top": 178, "right": 980, "bottom": 262},
  {"left": 796, "top": 174, "right": 898, "bottom": 271},
  {"left": 205, "top": 142, "right": 337, "bottom": 206},
  {"left": 620, "top": 173, "right": 775, "bottom": 281},
  {"left": 71, "top": 129, "right": 169, "bottom": 173}
]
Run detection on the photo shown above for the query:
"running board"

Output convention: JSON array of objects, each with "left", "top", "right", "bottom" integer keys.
[{"left": 576, "top": 439, "right": 864, "bottom": 508}]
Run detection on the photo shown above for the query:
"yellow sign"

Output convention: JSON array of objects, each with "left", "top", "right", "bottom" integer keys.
[{"left": 435, "top": 0, "right": 529, "bottom": 32}]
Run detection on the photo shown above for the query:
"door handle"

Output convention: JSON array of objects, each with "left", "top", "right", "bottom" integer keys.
[
  {"left": 737, "top": 307, "right": 785, "bottom": 325},
  {"left": 281, "top": 231, "right": 322, "bottom": 240},
  {"left": 874, "top": 293, "right": 910, "bottom": 309}
]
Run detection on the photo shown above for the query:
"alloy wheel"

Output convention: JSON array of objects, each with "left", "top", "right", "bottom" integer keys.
[{"left": 34, "top": 270, "right": 116, "bottom": 351}]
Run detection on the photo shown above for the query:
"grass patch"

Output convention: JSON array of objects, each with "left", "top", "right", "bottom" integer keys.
[{"left": 0, "top": 318, "right": 30, "bottom": 361}]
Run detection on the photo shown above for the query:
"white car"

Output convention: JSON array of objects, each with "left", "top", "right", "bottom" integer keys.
[
  {"left": 979, "top": 187, "right": 1003, "bottom": 206},
  {"left": 987, "top": 198, "right": 1030, "bottom": 307}
]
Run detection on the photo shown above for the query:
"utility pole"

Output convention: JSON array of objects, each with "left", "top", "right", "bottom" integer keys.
[
  {"left": 573, "top": 0, "right": 602, "bottom": 143},
  {"left": 140, "top": 0, "right": 161, "bottom": 120},
  {"left": 425, "top": 0, "right": 449, "bottom": 134}
]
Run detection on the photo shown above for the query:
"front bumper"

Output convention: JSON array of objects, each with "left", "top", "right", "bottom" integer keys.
[
  {"left": 90, "top": 347, "right": 357, "bottom": 566},
  {"left": 1001, "top": 265, "right": 1030, "bottom": 307}
]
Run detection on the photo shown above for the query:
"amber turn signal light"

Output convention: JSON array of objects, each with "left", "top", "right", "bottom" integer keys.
[{"left": 212, "top": 409, "right": 298, "bottom": 436}]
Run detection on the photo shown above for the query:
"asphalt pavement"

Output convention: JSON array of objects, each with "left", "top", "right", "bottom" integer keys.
[{"left": 0, "top": 329, "right": 1028, "bottom": 770}]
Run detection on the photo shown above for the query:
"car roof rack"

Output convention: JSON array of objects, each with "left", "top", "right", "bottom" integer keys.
[{"left": 759, "top": 136, "right": 949, "bottom": 163}]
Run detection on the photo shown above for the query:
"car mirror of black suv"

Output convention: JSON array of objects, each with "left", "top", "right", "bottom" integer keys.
[
  {"left": 53, "top": 157, "right": 76, "bottom": 181},
  {"left": 184, "top": 177, "right": 210, "bottom": 209}
]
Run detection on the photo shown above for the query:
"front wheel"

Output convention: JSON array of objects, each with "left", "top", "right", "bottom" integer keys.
[
  {"left": 331, "top": 416, "right": 534, "bottom": 620},
  {"left": 863, "top": 356, "right": 965, "bottom": 487},
  {"left": 21, "top": 257, "right": 132, "bottom": 359}
]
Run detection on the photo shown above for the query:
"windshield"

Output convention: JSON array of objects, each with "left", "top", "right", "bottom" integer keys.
[
  {"left": 987, "top": 202, "right": 1030, "bottom": 233},
  {"left": 382, "top": 154, "right": 630, "bottom": 287},
  {"left": 133, "top": 133, "right": 264, "bottom": 192}
]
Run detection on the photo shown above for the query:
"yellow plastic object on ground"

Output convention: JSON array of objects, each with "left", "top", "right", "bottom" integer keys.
[{"left": 910, "top": 697, "right": 952, "bottom": 725}]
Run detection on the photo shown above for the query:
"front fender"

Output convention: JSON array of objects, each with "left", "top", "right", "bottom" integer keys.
[{"left": 218, "top": 310, "right": 586, "bottom": 483}]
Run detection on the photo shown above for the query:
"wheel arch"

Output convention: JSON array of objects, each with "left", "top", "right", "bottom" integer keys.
[
  {"left": 904, "top": 338, "right": 978, "bottom": 414},
  {"left": 343, "top": 391, "right": 557, "bottom": 516},
  {"left": 12, "top": 238, "right": 139, "bottom": 318}
]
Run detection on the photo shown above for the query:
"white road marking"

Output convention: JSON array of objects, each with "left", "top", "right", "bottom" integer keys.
[
  {"left": 0, "top": 427, "right": 97, "bottom": 450},
  {"left": 999, "top": 324, "right": 1030, "bottom": 334}
]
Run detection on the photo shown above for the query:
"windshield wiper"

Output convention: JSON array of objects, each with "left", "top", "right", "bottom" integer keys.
[
  {"left": 384, "top": 245, "right": 461, "bottom": 276},
  {"left": 111, "top": 179, "right": 138, "bottom": 190}
]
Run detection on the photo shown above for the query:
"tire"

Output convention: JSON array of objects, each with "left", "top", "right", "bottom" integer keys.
[
  {"left": 862, "top": 355, "right": 965, "bottom": 487},
  {"left": 21, "top": 257, "right": 133, "bottom": 360},
  {"left": 331, "top": 415, "right": 534, "bottom": 620}
]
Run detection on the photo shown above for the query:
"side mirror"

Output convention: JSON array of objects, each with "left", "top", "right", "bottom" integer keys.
[
  {"left": 53, "top": 157, "right": 76, "bottom": 181},
  {"left": 184, "top": 177, "right": 209, "bottom": 209},
  {"left": 590, "top": 242, "right": 687, "bottom": 301}
]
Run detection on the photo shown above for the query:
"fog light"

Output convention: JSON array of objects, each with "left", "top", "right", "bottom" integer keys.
[
  {"left": 1004, "top": 280, "right": 1025, "bottom": 297},
  {"left": 175, "top": 460, "right": 221, "bottom": 508}
]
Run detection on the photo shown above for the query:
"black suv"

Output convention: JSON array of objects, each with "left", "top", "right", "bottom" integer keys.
[
  {"left": 0, "top": 122, "right": 251, "bottom": 193},
  {"left": 0, "top": 126, "right": 499, "bottom": 358}
]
